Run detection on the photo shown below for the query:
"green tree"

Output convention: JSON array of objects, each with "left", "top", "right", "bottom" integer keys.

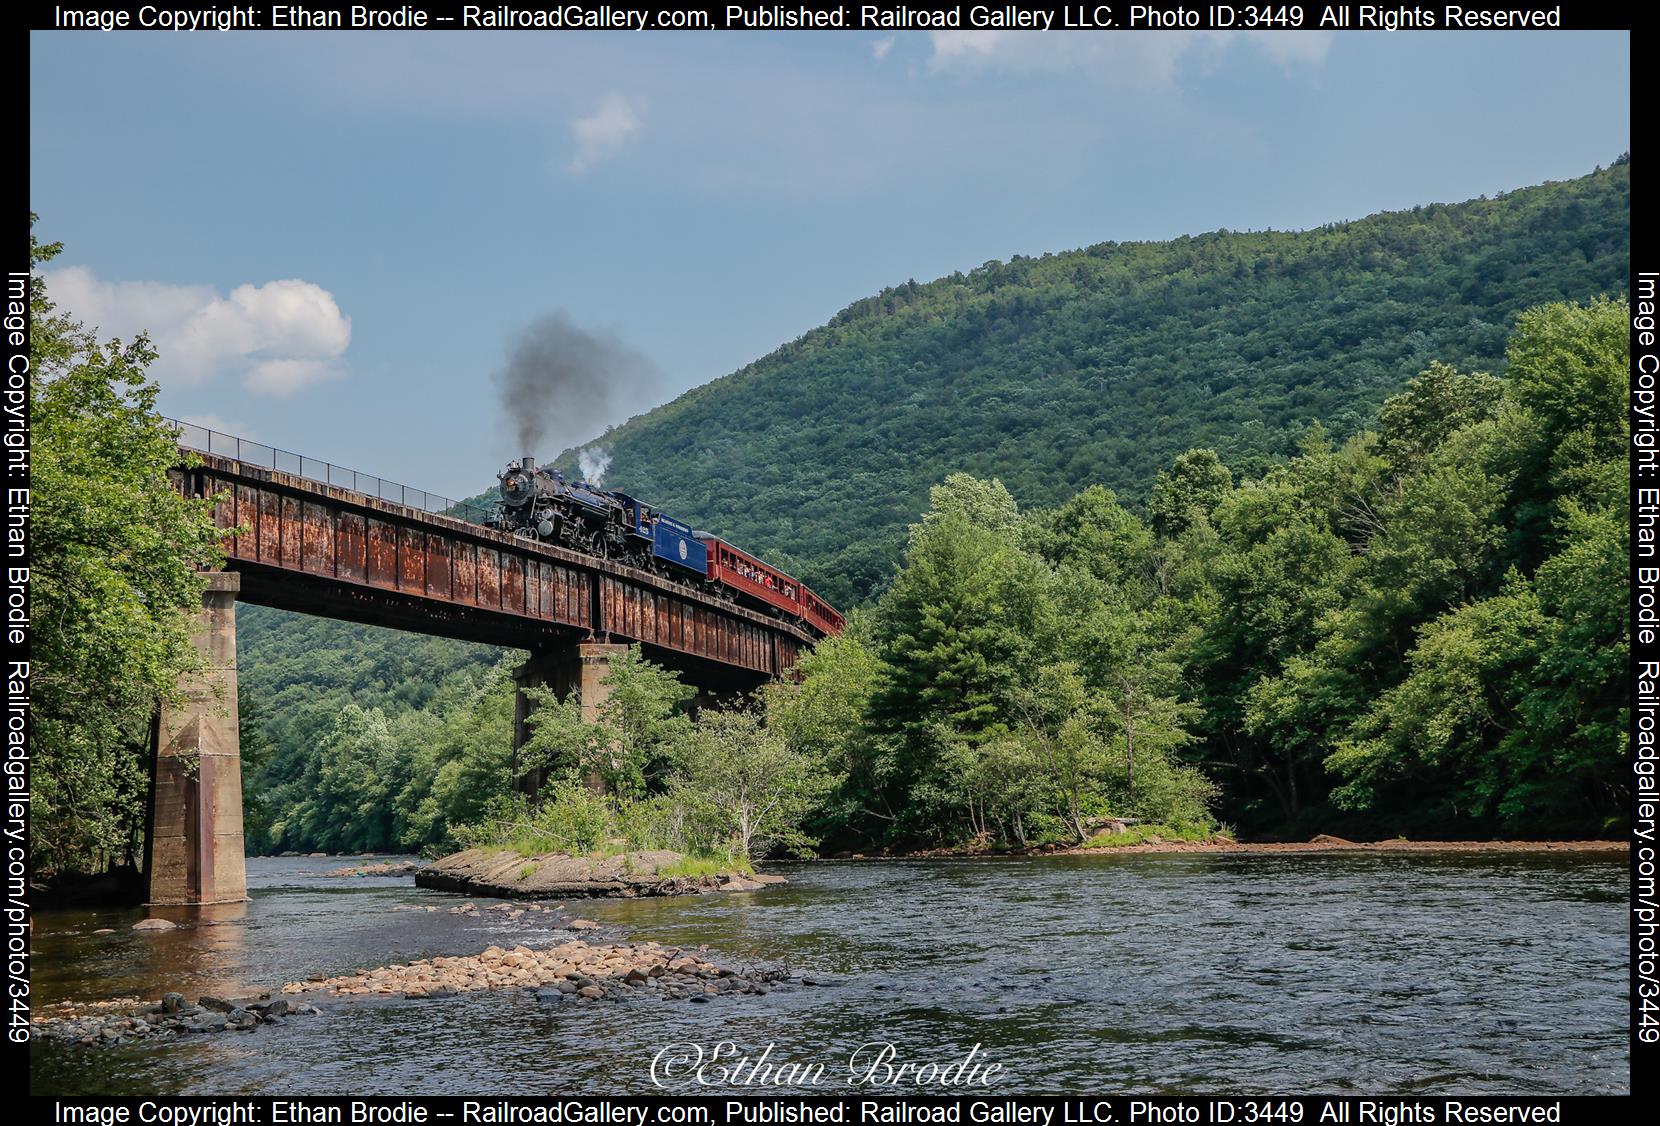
[
  {"left": 673, "top": 708, "right": 831, "bottom": 860},
  {"left": 1374, "top": 362, "right": 1503, "bottom": 475},
  {"left": 1185, "top": 474, "right": 1352, "bottom": 823},
  {"left": 271, "top": 704, "right": 402, "bottom": 853},
  {"left": 398, "top": 661, "right": 517, "bottom": 848},
  {"left": 918, "top": 473, "right": 1021, "bottom": 537},
  {"left": 28, "top": 225, "right": 228, "bottom": 875},
  {"left": 765, "top": 620, "right": 880, "bottom": 829},
  {"left": 1010, "top": 664, "right": 1110, "bottom": 842},
  {"left": 1148, "top": 449, "right": 1234, "bottom": 540},
  {"left": 592, "top": 647, "right": 694, "bottom": 797},
  {"left": 518, "top": 685, "right": 602, "bottom": 785},
  {"left": 1325, "top": 298, "right": 1630, "bottom": 832},
  {"left": 1025, "top": 485, "right": 1154, "bottom": 595},
  {"left": 870, "top": 492, "right": 1052, "bottom": 836}
]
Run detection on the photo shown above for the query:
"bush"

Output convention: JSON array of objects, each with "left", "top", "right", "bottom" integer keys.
[
  {"left": 1080, "top": 822, "right": 1230, "bottom": 848},
  {"left": 453, "top": 783, "right": 614, "bottom": 856},
  {"left": 451, "top": 782, "right": 751, "bottom": 869}
]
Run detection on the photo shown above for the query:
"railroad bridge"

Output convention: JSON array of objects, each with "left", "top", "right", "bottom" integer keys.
[{"left": 147, "top": 430, "right": 822, "bottom": 908}]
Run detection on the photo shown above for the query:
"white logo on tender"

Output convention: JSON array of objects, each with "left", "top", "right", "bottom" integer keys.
[{"left": 679, "top": 541, "right": 688, "bottom": 560}]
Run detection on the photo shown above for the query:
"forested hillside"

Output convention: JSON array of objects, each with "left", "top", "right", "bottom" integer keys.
[
  {"left": 240, "top": 294, "right": 1630, "bottom": 850},
  {"left": 236, "top": 609, "right": 504, "bottom": 851},
  {"left": 237, "top": 160, "right": 1630, "bottom": 849},
  {"left": 551, "top": 161, "right": 1629, "bottom": 607}
]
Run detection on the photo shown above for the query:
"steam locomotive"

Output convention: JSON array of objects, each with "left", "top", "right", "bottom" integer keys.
[{"left": 487, "top": 456, "right": 843, "bottom": 636}]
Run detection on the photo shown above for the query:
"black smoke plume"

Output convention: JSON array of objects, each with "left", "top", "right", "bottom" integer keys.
[{"left": 494, "top": 312, "right": 663, "bottom": 474}]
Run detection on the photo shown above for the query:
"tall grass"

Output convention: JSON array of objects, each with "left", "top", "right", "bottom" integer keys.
[{"left": 453, "top": 781, "right": 748, "bottom": 872}]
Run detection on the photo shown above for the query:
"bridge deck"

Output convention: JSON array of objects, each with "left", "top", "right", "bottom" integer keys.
[{"left": 177, "top": 452, "right": 812, "bottom": 682}]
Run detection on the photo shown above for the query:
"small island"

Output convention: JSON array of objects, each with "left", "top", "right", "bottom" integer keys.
[{"left": 415, "top": 847, "right": 786, "bottom": 898}]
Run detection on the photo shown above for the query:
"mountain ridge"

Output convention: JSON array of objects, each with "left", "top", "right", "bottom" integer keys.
[{"left": 542, "top": 160, "right": 1630, "bottom": 607}]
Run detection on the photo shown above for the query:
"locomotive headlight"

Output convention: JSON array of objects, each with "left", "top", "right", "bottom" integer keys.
[
  {"left": 537, "top": 519, "right": 555, "bottom": 537},
  {"left": 501, "top": 468, "right": 533, "bottom": 507}
]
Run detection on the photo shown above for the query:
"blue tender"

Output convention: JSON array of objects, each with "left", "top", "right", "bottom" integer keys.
[{"left": 651, "top": 514, "right": 707, "bottom": 575}]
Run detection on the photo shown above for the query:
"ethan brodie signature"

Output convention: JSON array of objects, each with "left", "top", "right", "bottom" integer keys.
[{"left": 649, "top": 1041, "right": 1004, "bottom": 1089}]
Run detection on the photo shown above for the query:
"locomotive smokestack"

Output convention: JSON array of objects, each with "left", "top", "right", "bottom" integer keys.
[{"left": 521, "top": 456, "right": 536, "bottom": 474}]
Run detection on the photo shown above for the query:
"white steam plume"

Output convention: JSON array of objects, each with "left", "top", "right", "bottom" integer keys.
[{"left": 578, "top": 445, "right": 613, "bottom": 485}]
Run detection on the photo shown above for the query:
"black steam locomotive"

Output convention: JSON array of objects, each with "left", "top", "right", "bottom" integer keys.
[
  {"left": 486, "top": 456, "right": 709, "bottom": 580},
  {"left": 487, "top": 457, "right": 845, "bottom": 636}
]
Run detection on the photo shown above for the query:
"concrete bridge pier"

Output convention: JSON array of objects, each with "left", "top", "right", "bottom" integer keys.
[
  {"left": 144, "top": 572, "right": 249, "bottom": 906},
  {"left": 513, "top": 641, "right": 630, "bottom": 795}
]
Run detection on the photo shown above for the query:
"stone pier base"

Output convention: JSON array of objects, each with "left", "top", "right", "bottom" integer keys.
[
  {"left": 513, "top": 641, "right": 630, "bottom": 795},
  {"left": 144, "top": 572, "right": 248, "bottom": 906}
]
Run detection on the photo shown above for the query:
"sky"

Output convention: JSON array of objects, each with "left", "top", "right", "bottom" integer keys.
[{"left": 29, "top": 29, "right": 1630, "bottom": 500}]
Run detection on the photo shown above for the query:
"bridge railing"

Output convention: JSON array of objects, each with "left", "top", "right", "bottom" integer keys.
[{"left": 163, "top": 417, "right": 495, "bottom": 525}]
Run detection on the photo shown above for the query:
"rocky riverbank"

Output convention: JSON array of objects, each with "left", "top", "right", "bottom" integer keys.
[
  {"left": 31, "top": 992, "right": 322, "bottom": 1046},
  {"left": 285, "top": 936, "right": 792, "bottom": 1003},
  {"left": 415, "top": 848, "right": 786, "bottom": 899},
  {"left": 31, "top": 934, "right": 793, "bottom": 1046},
  {"left": 1059, "top": 836, "right": 1631, "bottom": 856},
  {"left": 838, "top": 835, "right": 1629, "bottom": 859}
]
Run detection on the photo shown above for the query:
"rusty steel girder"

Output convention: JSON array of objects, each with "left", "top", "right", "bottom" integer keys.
[{"left": 174, "top": 453, "right": 814, "bottom": 679}]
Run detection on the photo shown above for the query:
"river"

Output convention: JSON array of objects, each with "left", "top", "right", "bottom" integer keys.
[{"left": 28, "top": 851, "right": 1628, "bottom": 1095}]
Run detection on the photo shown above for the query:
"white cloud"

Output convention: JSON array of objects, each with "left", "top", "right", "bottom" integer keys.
[
  {"left": 569, "top": 93, "right": 643, "bottom": 174},
  {"left": 244, "top": 358, "right": 346, "bottom": 395},
  {"left": 926, "top": 30, "right": 1331, "bottom": 86},
  {"left": 872, "top": 36, "right": 895, "bottom": 61},
  {"left": 46, "top": 266, "right": 351, "bottom": 395},
  {"left": 930, "top": 31, "right": 1012, "bottom": 64}
]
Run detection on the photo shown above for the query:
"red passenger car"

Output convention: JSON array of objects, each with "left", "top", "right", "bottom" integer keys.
[
  {"left": 696, "top": 533, "right": 843, "bottom": 637},
  {"left": 800, "top": 588, "right": 845, "bottom": 637}
]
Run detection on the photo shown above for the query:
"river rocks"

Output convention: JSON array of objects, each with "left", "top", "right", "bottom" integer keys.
[
  {"left": 401, "top": 985, "right": 455, "bottom": 1000},
  {"left": 34, "top": 935, "right": 787, "bottom": 1048},
  {"left": 31, "top": 992, "right": 322, "bottom": 1046},
  {"left": 327, "top": 860, "right": 421, "bottom": 878},
  {"left": 414, "top": 848, "right": 787, "bottom": 900},
  {"left": 92, "top": 928, "right": 115, "bottom": 935},
  {"left": 282, "top": 936, "right": 788, "bottom": 1007},
  {"left": 132, "top": 918, "right": 176, "bottom": 931}
]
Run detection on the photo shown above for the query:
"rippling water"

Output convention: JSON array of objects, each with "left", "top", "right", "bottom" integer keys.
[{"left": 29, "top": 851, "right": 1628, "bottom": 1095}]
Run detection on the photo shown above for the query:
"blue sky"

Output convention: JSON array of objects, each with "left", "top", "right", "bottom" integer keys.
[{"left": 30, "top": 30, "right": 1630, "bottom": 499}]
